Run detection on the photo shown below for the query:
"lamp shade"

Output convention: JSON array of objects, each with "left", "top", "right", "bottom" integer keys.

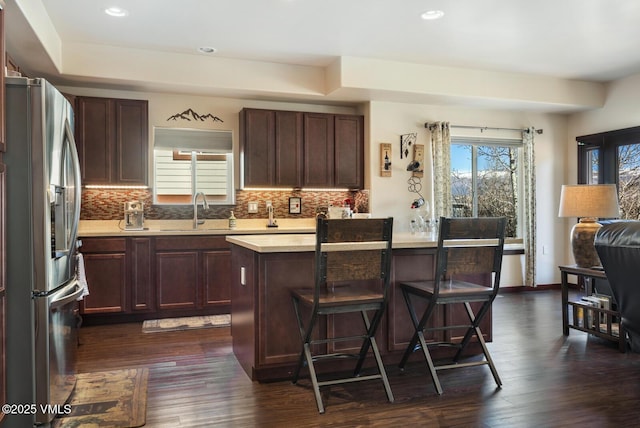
[
  {"left": 558, "top": 184, "right": 620, "bottom": 267},
  {"left": 558, "top": 184, "right": 620, "bottom": 219}
]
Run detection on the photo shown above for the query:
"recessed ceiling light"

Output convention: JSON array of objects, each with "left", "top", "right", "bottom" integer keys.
[
  {"left": 421, "top": 10, "right": 445, "bottom": 20},
  {"left": 197, "top": 46, "right": 217, "bottom": 54},
  {"left": 105, "top": 7, "right": 129, "bottom": 17}
]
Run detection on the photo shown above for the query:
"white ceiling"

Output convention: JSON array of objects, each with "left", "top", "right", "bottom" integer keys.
[{"left": 6, "top": 0, "right": 640, "bottom": 108}]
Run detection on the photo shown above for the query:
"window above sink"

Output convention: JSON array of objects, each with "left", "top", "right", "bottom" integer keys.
[{"left": 153, "top": 127, "right": 235, "bottom": 205}]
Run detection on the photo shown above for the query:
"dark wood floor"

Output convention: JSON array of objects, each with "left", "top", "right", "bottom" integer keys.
[{"left": 76, "top": 290, "right": 640, "bottom": 427}]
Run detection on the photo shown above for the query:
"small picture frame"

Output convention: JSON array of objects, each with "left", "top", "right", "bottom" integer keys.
[{"left": 289, "top": 197, "right": 302, "bottom": 214}]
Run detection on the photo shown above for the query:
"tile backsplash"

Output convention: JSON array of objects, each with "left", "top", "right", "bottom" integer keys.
[{"left": 81, "top": 188, "right": 370, "bottom": 220}]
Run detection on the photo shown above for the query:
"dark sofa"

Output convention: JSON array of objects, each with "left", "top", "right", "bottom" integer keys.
[{"left": 595, "top": 221, "right": 640, "bottom": 352}]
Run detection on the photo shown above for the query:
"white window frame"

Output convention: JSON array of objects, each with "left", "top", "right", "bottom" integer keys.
[{"left": 450, "top": 137, "right": 524, "bottom": 239}]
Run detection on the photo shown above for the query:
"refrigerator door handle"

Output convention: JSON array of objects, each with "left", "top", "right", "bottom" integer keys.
[
  {"left": 64, "top": 118, "right": 82, "bottom": 254},
  {"left": 52, "top": 119, "right": 82, "bottom": 259}
]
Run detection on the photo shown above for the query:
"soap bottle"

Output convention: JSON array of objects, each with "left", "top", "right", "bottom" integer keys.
[{"left": 229, "top": 210, "right": 237, "bottom": 230}]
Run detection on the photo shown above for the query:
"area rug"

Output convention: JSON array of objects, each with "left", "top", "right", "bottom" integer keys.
[
  {"left": 53, "top": 368, "right": 148, "bottom": 428},
  {"left": 141, "top": 314, "right": 231, "bottom": 333}
]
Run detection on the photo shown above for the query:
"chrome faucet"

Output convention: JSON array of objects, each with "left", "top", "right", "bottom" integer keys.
[{"left": 193, "top": 192, "right": 209, "bottom": 229}]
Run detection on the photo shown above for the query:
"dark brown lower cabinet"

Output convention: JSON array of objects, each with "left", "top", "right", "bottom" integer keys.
[
  {"left": 130, "top": 237, "right": 154, "bottom": 312},
  {"left": 203, "top": 250, "right": 232, "bottom": 307},
  {"left": 80, "top": 235, "right": 231, "bottom": 323},
  {"left": 230, "top": 245, "right": 491, "bottom": 382},
  {"left": 156, "top": 251, "right": 199, "bottom": 310},
  {"left": 155, "top": 236, "right": 231, "bottom": 312},
  {"left": 80, "top": 238, "right": 128, "bottom": 314}
]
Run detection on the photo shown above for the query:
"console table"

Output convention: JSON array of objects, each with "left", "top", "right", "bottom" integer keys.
[{"left": 559, "top": 264, "right": 626, "bottom": 352}]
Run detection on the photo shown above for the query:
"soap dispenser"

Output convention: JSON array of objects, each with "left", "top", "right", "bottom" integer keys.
[{"left": 229, "top": 210, "right": 237, "bottom": 230}]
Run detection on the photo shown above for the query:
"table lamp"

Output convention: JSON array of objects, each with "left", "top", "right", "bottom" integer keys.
[{"left": 558, "top": 184, "right": 620, "bottom": 268}]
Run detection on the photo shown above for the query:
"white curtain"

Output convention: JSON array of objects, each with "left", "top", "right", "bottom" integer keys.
[
  {"left": 429, "top": 122, "right": 452, "bottom": 219},
  {"left": 522, "top": 128, "right": 537, "bottom": 286},
  {"left": 430, "top": 122, "right": 537, "bottom": 286}
]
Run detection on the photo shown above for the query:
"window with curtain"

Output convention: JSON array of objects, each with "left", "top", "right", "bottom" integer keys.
[
  {"left": 577, "top": 126, "right": 640, "bottom": 220},
  {"left": 450, "top": 137, "right": 523, "bottom": 238}
]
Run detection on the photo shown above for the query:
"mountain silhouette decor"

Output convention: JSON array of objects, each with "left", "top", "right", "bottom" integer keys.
[{"left": 167, "top": 108, "right": 224, "bottom": 123}]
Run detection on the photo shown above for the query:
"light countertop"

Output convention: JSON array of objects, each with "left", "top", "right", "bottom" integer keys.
[
  {"left": 80, "top": 219, "right": 523, "bottom": 254},
  {"left": 78, "top": 218, "right": 316, "bottom": 237},
  {"left": 225, "top": 232, "right": 440, "bottom": 252},
  {"left": 225, "top": 233, "right": 524, "bottom": 253}
]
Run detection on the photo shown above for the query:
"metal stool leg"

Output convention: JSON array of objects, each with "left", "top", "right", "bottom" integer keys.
[
  {"left": 303, "top": 342, "right": 325, "bottom": 414},
  {"left": 354, "top": 309, "right": 394, "bottom": 403},
  {"left": 460, "top": 302, "right": 502, "bottom": 387},
  {"left": 417, "top": 330, "right": 442, "bottom": 395}
]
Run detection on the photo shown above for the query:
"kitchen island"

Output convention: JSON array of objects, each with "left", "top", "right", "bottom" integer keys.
[{"left": 227, "top": 232, "right": 501, "bottom": 382}]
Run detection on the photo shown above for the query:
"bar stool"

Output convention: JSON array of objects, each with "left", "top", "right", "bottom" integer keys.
[
  {"left": 291, "top": 217, "right": 394, "bottom": 413},
  {"left": 399, "top": 216, "right": 506, "bottom": 395}
]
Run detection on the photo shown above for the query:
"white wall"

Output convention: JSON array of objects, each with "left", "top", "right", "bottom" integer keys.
[
  {"left": 569, "top": 73, "right": 640, "bottom": 137},
  {"left": 367, "top": 101, "right": 568, "bottom": 286}
]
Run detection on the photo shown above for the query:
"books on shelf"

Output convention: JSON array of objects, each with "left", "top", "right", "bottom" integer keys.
[
  {"left": 575, "top": 294, "right": 618, "bottom": 336},
  {"left": 582, "top": 294, "right": 610, "bottom": 325}
]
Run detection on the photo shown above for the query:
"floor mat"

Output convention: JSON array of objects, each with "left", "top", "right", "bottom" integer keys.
[
  {"left": 142, "top": 314, "right": 231, "bottom": 333},
  {"left": 53, "top": 368, "right": 148, "bottom": 428}
]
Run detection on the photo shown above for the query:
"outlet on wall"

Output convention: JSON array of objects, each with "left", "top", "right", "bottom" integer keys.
[{"left": 248, "top": 201, "right": 259, "bottom": 213}]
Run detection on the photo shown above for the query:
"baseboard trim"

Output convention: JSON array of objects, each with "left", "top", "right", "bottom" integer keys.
[{"left": 499, "top": 283, "right": 561, "bottom": 293}]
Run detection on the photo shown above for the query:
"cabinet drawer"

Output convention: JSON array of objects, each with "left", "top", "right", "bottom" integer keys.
[
  {"left": 80, "top": 237, "right": 127, "bottom": 253},
  {"left": 155, "top": 235, "right": 229, "bottom": 251}
]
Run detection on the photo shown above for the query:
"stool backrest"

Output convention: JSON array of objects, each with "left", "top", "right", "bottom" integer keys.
[
  {"left": 436, "top": 217, "right": 507, "bottom": 290},
  {"left": 315, "top": 217, "right": 393, "bottom": 290}
]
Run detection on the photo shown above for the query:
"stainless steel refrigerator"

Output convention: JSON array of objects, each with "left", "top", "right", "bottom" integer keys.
[{"left": 5, "top": 77, "right": 84, "bottom": 427}]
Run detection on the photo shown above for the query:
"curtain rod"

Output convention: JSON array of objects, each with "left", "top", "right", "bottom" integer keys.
[{"left": 424, "top": 122, "right": 543, "bottom": 134}]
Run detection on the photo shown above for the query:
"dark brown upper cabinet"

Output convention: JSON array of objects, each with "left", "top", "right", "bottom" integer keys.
[
  {"left": 303, "top": 113, "right": 334, "bottom": 188},
  {"left": 75, "top": 97, "right": 149, "bottom": 186},
  {"left": 240, "top": 108, "right": 304, "bottom": 188},
  {"left": 333, "top": 114, "right": 364, "bottom": 189},
  {"left": 240, "top": 108, "right": 363, "bottom": 189}
]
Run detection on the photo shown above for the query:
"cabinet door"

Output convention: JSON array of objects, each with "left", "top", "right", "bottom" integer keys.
[
  {"left": 202, "top": 250, "right": 231, "bottom": 308},
  {"left": 303, "top": 113, "right": 334, "bottom": 187},
  {"left": 241, "top": 108, "right": 274, "bottom": 187},
  {"left": 81, "top": 253, "right": 128, "bottom": 314},
  {"left": 130, "top": 238, "right": 154, "bottom": 312},
  {"left": 334, "top": 114, "right": 364, "bottom": 189},
  {"left": 75, "top": 97, "right": 113, "bottom": 184},
  {"left": 156, "top": 251, "right": 198, "bottom": 310},
  {"left": 258, "top": 253, "right": 315, "bottom": 366},
  {"left": 115, "top": 99, "right": 148, "bottom": 185},
  {"left": 274, "top": 111, "right": 303, "bottom": 187},
  {"left": 75, "top": 97, "right": 148, "bottom": 185}
]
